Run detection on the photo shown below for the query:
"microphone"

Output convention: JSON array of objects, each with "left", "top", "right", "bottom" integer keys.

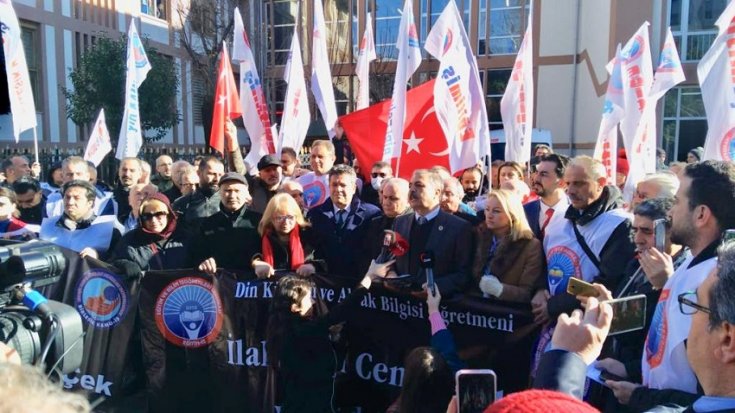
[
  {"left": 389, "top": 231, "right": 409, "bottom": 258},
  {"left": 376, "top": 230, "right": 397, "bottom": 263},
  {"left": 419, "top": 251, "right": 436, "bottom": 295},
  {"left": 14, "top": 286, "right": 54, "bottom": 320}
]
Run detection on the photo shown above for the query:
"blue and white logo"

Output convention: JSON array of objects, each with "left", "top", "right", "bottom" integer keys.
[
  {"left": 155, "top": 277, "right": 223, "bottom": 348},
  {"left": 76, "top": 269, "right": 129, "bottom": 329}
]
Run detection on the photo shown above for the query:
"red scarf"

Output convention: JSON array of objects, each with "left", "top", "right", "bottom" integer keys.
[{"left": 261, "top": 226, "right": 305, "bottom": 271}]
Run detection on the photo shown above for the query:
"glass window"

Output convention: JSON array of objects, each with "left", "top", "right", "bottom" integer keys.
[
  {"left": 486, "top": 69, "right": 512, "bottom": 129},
  {"left": 20, "top": 23, "right": 40, "bottom": 109},
  {"left": 323, "top": 0, "right": 352, "bottom": 64},
  {"left": 669, "top": 0, "right": 726, "bottom": 61},
  {"left": 479, "top": 0, "right": 529, "bottom": 55},
  {"left": 141, "top": 0, "right": 167, "bottom": 20},
  {"left": 419, "top": 0, "right": 471, "bottom": 55},
  {"left": 266, "top": 0, "right": 299, "bottom": 65},
  {"left": 662, "top": 87, "right": 708, "bottom": 161},
  {"left": 374, "top": 0, "right": 403, "bottom": 60}
]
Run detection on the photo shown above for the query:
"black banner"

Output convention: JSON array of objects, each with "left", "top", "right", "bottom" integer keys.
[
  {"left": 138, "top": 271, "right": 537, "bottom": 412},
  {"left": 38, "top": 248, "right": 140, "bottom": 405}
]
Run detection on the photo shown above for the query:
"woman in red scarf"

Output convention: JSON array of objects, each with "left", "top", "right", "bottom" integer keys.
[{"left": 251, "top": 193, "right": 322, "bottom": 278}]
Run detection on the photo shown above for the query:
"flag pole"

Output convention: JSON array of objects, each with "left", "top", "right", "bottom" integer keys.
[{"left": 32, "top": 127, "right": 39, "bottom": 164}]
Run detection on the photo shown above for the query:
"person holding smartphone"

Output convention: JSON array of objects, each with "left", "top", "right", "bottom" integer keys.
[{"left": 387, "top": 285, "right": 464, "bottom": 413}]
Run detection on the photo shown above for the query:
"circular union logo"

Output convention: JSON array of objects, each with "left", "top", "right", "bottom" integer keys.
[
  {"left": 303, "top": 180, "right": 327, "bottom": 208},
  {"left": 621, "top": 35, "right": 644, "bottom": 61},
  {"left": 75, "top": 269, "right": 129, "bottom": 329},
  {"left": 720, "top": 127, "right": 735, "bottom": 161},
  {"left": 546, "top": 246, "right": 582, "bottom": 295},
  {"left": 155, "top": 277, "right": 223, "bottom": 348}
]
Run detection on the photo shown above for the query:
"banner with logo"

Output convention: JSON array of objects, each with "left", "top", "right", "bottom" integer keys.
[
  {"left": 38, "top": 247, "right": 139, "bottom": 404},
  {"left": 116, "top": 21, "right": 152, "bottom": 159},
  {"left": 138, "top": 271, "right": 535, "bottom": 412}
]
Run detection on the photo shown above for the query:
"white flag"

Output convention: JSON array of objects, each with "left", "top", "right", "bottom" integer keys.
[
  {"left": 0, "top": 0, "right": 37, "bottom": 142},
  {"left": 382, "top": 0, "right": 422, "bottom": 166},
  {"left": 233, "top": 7, "right": 275, "bottom": 170},
  {"left": 84, "top": 109, "right": 112, "bottom": 167},
  {"left": 594, "top": 45, "right": 625, "bottom": 183},
  {"left": 356, "top": 12, "right": 376, "bottom": 110},
  {"left": 116, "top": 21, "right": 151, "bottom": 159},
  {"left": 699, "top": 1, "right": 735, "bottom": 162},
  {"left": 278, "top": 31, "right": 311, "bottom": 154},
  {"left": 624, "top": 28, "right": 685, "bottom": 199},
  {"left": 425, "top": 0, "right": 490, "bottom": 174},
  {"left": 311, "top": 0, "right": 338, "bottom": 138},
  {"left": 619, "top": 22, "right": 653, "bottom": 163},
  {"left": 500, "top": 14, "right": 534, "bottom": 164}
]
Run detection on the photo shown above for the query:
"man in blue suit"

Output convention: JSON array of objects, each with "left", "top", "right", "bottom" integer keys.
[{"left": 306, "top": 164, "right": 382, "bottom": 279}]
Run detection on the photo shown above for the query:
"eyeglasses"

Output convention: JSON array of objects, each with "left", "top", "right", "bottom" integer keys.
[
  {"left": 274, "top": 215, "right": 296, "bottom": 223},
  {"left": 371, "top": 172, "right": 388, "bottom": 178},
  {"left": 141, "top": 211, "right": 168, "bottom": 221},
  {"left": 678, "top": 290, "right": 711, "bottom": 315}
]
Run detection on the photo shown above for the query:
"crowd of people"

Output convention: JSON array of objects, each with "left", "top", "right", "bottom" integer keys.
[{"left": 1, "top": 127, "right": 734, "bottom": 413}]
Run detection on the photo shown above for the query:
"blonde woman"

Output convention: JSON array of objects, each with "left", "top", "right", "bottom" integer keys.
[
  {"left": 251, "top": 193, "right": 322, "bottom": 278},
  {"left": 474, "top": 189, "right": 544, "bottom": 303}
]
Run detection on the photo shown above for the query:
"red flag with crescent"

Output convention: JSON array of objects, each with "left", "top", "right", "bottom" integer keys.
[{"left": 340, "top": 80, "right": 450, "bottom": 181}]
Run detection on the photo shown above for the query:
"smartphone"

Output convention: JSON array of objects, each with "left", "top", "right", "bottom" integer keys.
[
  {"left": 653, "top": 219, "right": 667, "bottom": 252},
  {"left": 604, "top": 294, "right": 647, "bottom": 336},
  {"left": 723, "top": 229, "right": 735, "bottom": 244},
  {"left": 456, "top": 369, "right": 497, "bottom": 413},
  {"left": 599, "top": 369, "right": 626, "bottom": 382},
  {"left": 567, "top": 277, "right": 599, "bottom": 297}
]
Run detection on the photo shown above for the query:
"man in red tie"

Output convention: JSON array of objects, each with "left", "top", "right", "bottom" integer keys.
[{"left": 523, "top": 154, "right": 570, "bottom": 240}]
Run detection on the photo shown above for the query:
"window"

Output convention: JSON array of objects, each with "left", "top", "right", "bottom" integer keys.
[
  {"left": 669, "top": 0, "right": 726, "bottom": 61},
  {"left": 374, "top": 0, "right": 403, "bottom": 60},
  {"left": 20, "top": 23, "right": 41, "bottom": 110},
  {"left": 323, "top": 0, "right": 351, "bottom": 64},
  {"left": 191, "top": 71, "right": 206, "bottom": 125},
  {"left": 141, "top": 0, "right": 167, "bottom": 20},
  {"left": 266, "top": 0, "right": 300, "bottom": 65},
  {"left": 478, "top": 0, "right": 529, "bottom": 56},
  {"left": 662, "top": 86, "right": 707, "bottom": 161},
  {"left": 419, "top": 0, "right": 471, "bottom": 55},
  {"left": 486, "top": 69, "right": 512, "bottom": 129}
]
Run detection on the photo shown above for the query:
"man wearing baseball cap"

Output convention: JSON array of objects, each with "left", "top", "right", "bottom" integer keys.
[
  {"left": 249, "top": 154, "right": 283, "bottom": 214},
  {"left": 191, "top": 172, "right": 262, "bottom": 276}
]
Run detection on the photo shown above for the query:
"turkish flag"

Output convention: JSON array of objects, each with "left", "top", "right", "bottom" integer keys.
[
  {"left": 209, "top": 46, "right": 243, "bottom": 153},
  {"left": 340, "top": 79, "right": 450, "bottom": 181}
]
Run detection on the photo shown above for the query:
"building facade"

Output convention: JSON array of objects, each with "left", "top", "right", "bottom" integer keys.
[{"left": 1, "top": 0, "right": 723, "bottom": 163}]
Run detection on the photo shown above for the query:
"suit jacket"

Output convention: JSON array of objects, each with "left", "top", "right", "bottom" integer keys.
[
  {"left": 392, "top": 210, "right": 473, "bottom": 296},
  {"left": 306, "top": 196, "right": 382, "bottom": 279},
  {"left": 472, "top": 227, "right": 544, "bottom": 303},
  {"left": 523, "top": 200, "right": 542, "bottom": 239}
]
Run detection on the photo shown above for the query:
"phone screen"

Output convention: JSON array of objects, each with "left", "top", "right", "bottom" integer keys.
[
  {"left": 456, "top": 370, "right": 496, "bottom": 413},
  {"left": 723, "top": 229, "right": 735, "bottom": 244},
  {"left": 607, "top": 294, "right": 647, "bottom": 336},
  {"left": 653, "top": 219, "right": 667, "bottom": 252}
]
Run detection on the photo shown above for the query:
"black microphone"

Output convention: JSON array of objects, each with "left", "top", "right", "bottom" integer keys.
[
  {"left": 376, "top": 230, "right": 396, "bottom": 263},
  {"left": 419, "top": 251, "right": 436, "bottom": 295}
]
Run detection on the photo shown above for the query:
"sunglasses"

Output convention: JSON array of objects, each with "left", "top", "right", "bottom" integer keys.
[
  {"left": 371, "top": 172, "right": 388, "bottom": 178},
  {"left": 141, "top": 211, "right": 168, "bottom": 221}
]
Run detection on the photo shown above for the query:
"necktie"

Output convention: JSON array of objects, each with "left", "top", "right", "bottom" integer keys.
[
  {"left": 335, "top": 210, "right": 346, "bottom": 229},
  {"left": 540, "top": 208, "right": 554, "bottom": 238},
  {"left": 417, "top": 216, "right": 427, "bottom": 226}
]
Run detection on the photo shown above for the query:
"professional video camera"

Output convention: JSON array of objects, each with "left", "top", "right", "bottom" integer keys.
[{"left": 0, "top": 240, "right": 84, "bottom": 374}]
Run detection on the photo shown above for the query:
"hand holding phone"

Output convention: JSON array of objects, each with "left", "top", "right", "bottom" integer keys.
[
  {"left": 456, "top": 370, "right": 497, "bottom": 413},
  {"left": 604, "top": 294, "right": 647, "bottom": 336},
  {"left": 653, "top": 219, "right": 667, "bottom": 252},
  {"left": 567, "top": 277, "right": 600, "bottom": 298}
]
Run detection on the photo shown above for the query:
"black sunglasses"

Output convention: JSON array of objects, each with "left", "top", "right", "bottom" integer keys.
[
  {"left": 371, "top": 172, "right": 388, "bottom": 178},
  {"left": 141, "top": 211, "right": 168, "bottom": 221}
]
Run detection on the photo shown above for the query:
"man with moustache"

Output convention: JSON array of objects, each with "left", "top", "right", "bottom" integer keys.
[
  {"left": 365, "top": 178, "right": 411, "bottom": 260},
  {"left": 389, "top": 169, "right": 473, "bottom": 297},
  {"left": 525, "top": 154, "right": 570, "bottom": 240},
  {"left": 173, "top": 156, "right": 225, "bottom": 234},
  {"left": 248, "top": 154, "right": 283, "bottom": 214},
  {"left": 460, "top": 166, "right": 484, "bottom": 204},
  {"left": 113, "top": 157, "right": 144, "bottom": 224}
]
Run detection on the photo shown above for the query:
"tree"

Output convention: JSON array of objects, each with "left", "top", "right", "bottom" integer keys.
[{"left": 63, "top": 34, "right": 181, "bottom": 143}]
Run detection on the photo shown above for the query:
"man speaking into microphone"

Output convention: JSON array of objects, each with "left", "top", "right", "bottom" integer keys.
[{"left": 389, "top": 169, "right": 473, "bottom": 297}]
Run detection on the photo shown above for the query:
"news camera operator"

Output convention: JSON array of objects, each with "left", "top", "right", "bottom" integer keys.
[{"left": 250, "top": 193, "right": 324, "bottom": 278}]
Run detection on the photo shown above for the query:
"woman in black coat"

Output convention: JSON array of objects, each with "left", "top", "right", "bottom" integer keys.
[{"left": 111, "top": 192, "right": 188, "bottom": 273}]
